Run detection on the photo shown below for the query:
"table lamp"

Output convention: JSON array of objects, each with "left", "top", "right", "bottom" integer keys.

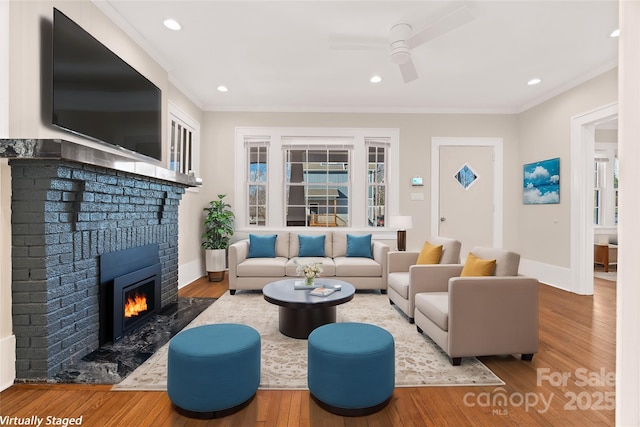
[{"left": 389, "top": 216, "right": 412, "bottom": 251}]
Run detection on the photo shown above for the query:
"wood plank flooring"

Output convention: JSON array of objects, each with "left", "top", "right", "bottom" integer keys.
[{"left": 0, "top": 276, "right": 616, "bottom": 426}]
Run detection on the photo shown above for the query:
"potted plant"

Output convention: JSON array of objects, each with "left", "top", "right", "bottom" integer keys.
[{"left": 201, "top": 194, "right": 235, "bottom": 281}]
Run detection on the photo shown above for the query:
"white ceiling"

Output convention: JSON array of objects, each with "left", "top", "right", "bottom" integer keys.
[{"left": 96, "top": 0, "right": 619, "bottom": 114}]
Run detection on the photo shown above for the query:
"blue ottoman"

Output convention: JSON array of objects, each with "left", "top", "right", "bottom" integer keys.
[
  {"left": 167, "top": 324, "right": 260, "bottom": 419},
  {"left": 308, "top": 322, "right": 395, "bottom": 416}
]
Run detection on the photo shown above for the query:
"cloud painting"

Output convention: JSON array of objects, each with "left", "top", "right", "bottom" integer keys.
[{"left": 523, "top": 158, "right": 560, "bottom": 204}]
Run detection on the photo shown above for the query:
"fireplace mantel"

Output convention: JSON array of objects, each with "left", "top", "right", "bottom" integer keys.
[{"left": 0, "top": 139, "right": 199, "bottom": 187}]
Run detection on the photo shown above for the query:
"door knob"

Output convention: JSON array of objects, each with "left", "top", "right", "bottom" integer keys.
[{"left": 440, "top": 217, "right": 446, "bottom": 222}]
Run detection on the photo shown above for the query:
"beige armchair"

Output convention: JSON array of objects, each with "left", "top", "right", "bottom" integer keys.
[
  {"left": 387, "top": 237, "right": 462, "bottom": 323},
  {"left": 413, "top": 247, "right": 539, "bottom": 366}
]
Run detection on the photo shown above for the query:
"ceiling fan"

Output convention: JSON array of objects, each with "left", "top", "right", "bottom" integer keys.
[{"left": 332, "top": 6, "right": 474, "bottom": 84}]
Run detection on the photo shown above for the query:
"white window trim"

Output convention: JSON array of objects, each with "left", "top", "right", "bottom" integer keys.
[
  {"left": 235, "top": 127, "right": 399, "bottom": 234},
  {"left": 246, "top": 138, "right": 270, "bottom": 226},
  {"left": 167, "top": 102, "right": 201, "bottom": 191}
]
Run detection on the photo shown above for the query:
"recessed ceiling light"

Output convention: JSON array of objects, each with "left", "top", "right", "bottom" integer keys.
[
  {"left": 370, "top": 75, "right": 383, "bottom": 84},
  {"left": 610, "top": 29, "right": 620, "bottom": 38},
  {"left": 163, "top": 19, "right": 181, "bottom": 31},
  {"left": 527, "top": 78, "right": 542, "bottom": 86},
  {"left": 217, "top": 85, "right": 229, "bottom": 92}
]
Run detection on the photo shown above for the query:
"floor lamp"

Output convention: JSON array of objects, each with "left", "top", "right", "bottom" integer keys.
[{"left": 389, "top": 216, "right": 412, "bottom": 251}]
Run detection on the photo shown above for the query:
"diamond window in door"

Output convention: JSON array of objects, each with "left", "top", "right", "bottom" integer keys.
[{"left": 454, "top": 163, "right": 478, "bottom": 190}]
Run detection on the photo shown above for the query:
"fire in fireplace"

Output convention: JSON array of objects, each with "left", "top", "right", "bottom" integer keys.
[
  {"left": 125, "top": 291, "right": 148, "bottom": 318},
  {"left": 100, "top": 244, "right": 162, "bottom": 344}
]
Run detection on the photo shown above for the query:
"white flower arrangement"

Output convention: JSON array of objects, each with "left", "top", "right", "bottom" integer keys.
[{"left": 296, "top": 261, "right": 323, "bottom": 283}]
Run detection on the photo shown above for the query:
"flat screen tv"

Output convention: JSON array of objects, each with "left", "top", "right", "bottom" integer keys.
[{"left": 52, "top": 8, "right": 162, "bottom": 161}]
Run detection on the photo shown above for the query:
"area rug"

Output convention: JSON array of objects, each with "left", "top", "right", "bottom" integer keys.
[
  {"left": 113, "top": 291, "right": 504, "bottom": 391},
  {"left": 594, "top": 271, "right": 617, "bottom": 282}
]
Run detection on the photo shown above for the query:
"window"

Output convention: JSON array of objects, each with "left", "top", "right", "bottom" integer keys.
[
  {"left": 247, "top": 138, "right": 269, "bottom": 226},
  {"left": 235, "top": 127, "right": 399, "bottom": 230},
  {"left": 168, "top": 103, "right": 200, "bottom": 177},
  {"left": 285, "top": 146, "right": 350, "bottom": 227},
  {"left": 594, "top": 144, "right": 618, "bottom": 227},
  {"left": 366, "top": 140, "right": 389, "bottom": 227}
]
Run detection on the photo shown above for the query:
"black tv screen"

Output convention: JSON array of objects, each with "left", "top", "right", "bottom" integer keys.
[{"left": 52, "top": 8, "right": 162, "bottom": 161}]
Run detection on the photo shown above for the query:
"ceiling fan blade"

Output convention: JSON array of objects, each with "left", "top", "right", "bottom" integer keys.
[
  {"left": 399, "top": 59, "right": 419, "bottom": 83},
  {"left": 406, "top": 6, "right": 474, "bottom": 49}
]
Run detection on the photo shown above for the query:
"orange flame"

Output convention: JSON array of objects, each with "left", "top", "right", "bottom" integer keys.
[{"left": 124, "top": 292, "right": 148, "bottom": 318}]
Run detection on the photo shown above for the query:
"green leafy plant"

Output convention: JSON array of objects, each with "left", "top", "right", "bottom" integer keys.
[{"left": 201, "top": 194, "right": 235, "bottom": 250}]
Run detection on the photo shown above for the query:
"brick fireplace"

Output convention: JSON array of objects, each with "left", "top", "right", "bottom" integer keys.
[{"left": 1, "top": 139, "right": 196, "bottom": 381}]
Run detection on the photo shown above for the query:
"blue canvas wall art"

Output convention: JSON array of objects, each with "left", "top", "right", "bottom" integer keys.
[{"left": 523, "top": 157, "right": 560, "bottom": 204}]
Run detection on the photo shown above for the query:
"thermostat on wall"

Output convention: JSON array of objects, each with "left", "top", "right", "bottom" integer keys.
[{"left": 412, "top": 177, "right": 423, "bottom": 186}]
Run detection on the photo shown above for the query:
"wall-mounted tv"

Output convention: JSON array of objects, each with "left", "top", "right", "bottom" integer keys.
[{"left": 52, "top": 8, "right": 162, "bottom": 161}]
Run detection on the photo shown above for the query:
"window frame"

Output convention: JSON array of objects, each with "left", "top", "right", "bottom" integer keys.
[
  {"left": 235, "top": 127, "right": 399, "bottom": 233},
  {"left": 283, "top": 144, "right": 352, "bottom": 227},
  {"left": 246, "top": 138, "right": 270, "bottom": 226},
  {"left": 167, "top": 102, "right": 200, "bottom": 185},
  {"left": 594, "top": 142, "right": 618, "bottom": 231}
]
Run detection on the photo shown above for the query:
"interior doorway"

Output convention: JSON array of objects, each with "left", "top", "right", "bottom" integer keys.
[
  {"left": 570, "top": 103, "right": 618, "bottom": 295},
  {"left": 593, "top": 119, "right": 618, "bottom": 281}
]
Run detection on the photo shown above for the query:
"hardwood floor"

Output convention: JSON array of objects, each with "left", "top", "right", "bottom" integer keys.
[{"left": 1, "top": 276, "right": 615, "bottom": 426}]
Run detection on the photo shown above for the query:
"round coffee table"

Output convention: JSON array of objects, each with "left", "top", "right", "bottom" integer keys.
[{"left": 263, "top": 279, "right": 355, "bottom": 339}]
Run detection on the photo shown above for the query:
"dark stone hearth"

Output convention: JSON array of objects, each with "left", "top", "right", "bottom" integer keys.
[{"left": 51, "top": 297, "right": 215, "bottom": 384}]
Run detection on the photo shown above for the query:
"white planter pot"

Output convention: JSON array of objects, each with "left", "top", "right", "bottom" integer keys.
[{"left": 205, "top": 249, "right": 227, "bottom": 282}]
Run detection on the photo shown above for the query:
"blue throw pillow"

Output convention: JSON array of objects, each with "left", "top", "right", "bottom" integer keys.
[
  {"left": 298, "top": 235, "right": 325, "bottom": 257},
  {"left": 346, "top": 234, "right": 372, "bottom": 258},
  {"left": 248, "top": 234, "right": 277, "bottom": 258}
]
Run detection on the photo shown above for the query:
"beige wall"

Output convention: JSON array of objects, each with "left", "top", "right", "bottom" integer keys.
[
  {"left": 194, "top": 111, "right": 520, "bottom": 255},
  {"left": 517, "top": 69, "right": 618, "bottom": 267},
  {"left": 168, "top": 83, "right": 208, "bottom": 283}
]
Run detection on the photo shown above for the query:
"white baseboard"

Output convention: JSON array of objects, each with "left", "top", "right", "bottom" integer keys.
[
  {"left": 178, "top": 258, "right": 204, "bottom": 289},
  {"left": 519, "top": 258, "right": 572, "bottom": 292},
  {"left": 0, "top": 334, "right": 15, "bottom": 392}
]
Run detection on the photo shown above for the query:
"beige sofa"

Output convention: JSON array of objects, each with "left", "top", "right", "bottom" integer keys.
[
  {"left": 413, "top": 247, "right": 539, "bottom": 365},
  {"left": 228, "top": 232, "right": 390, "bottom": 294}
]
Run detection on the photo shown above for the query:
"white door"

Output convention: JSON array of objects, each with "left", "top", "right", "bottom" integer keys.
[{"left": 436, "top": 143, "right": 497, "bottom": 259}]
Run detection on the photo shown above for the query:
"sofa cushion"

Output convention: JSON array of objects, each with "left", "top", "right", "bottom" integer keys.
[
  {"left": 275, "top": 233, "right": 290, "bottom": 258},
  {"left": 332, "top": 232, "right": 348, "bottom": 257},
  {"left": 285, "top": 257, "right": 336, "bottom": 277},
  {"left": 415, "top": 292, "right": 449, "bottom": 331},
  {"left": 470, "top": 247, "right": 520, "bottom": 276},
  {"left": 416, "top": 241, "right": 443, "bottom": 265},
  {"left": 346, "top": 234, "right": 372, "bottom": 258},
  {"left": 298, "top": 235, "right": 325, "bottom": 257},
  {"left": 461, "top": 252, "right": 496, "bottom": 277},
  {"left": 236, "top": 257, "right": 288, "bottom": 277},
  {"left": 334, "top": 256, "right": 381, "bottom": 277},
  {"left": 387, "top": 272, "right": 409, "bottom": 298},
  {"left": 248, "top": 234, "right": 277, "bottom": 258},
  {"left": 430, "top": 237, "right": 462, "bottom": 264},
  {"left": 289, "top": 232, "right": 333, "bottom": 258}
]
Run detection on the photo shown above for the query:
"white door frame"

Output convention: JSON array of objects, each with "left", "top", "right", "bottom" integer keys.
[
  {"left": 431, "top": 137, "right": 503, "bottom": 248},
  {"left": 569, "top": 102, "right": 618, "bottom": 295}
]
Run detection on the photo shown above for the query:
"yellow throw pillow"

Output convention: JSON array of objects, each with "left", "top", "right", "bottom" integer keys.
[
  {"left": 416, "top": 241, "right": 443, "bottom": 265},
  {"left": 461, "top": 252, "right": 496, "bottom": 277}
]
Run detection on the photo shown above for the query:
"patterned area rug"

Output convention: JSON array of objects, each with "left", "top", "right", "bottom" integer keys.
[{"left": 113, "top": 291, "right": 504, "bottom": 391}]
